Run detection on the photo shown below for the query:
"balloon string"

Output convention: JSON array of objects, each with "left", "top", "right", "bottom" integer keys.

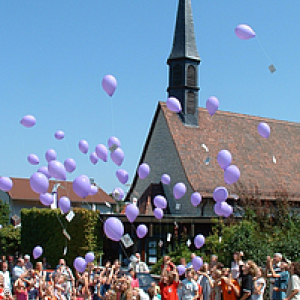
[{"left": 256, "top": 36, "right": 273, "bottom": 64}]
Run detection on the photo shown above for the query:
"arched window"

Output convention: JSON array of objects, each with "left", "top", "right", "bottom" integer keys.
[
  {"left": 187, "top": 91, "right": 195, "bottom": 114},
  {"left": 173, "top": 65, "right": 182, "bottom": 86},
  {"left": 187, "top": 65, "right": 196, "bottom": 86}
]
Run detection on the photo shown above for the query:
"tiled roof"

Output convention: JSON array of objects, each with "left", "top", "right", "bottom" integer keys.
[
  {"left": 160, "top": 102, "right": 300, "bottom": 200},
  {"left": 7, "top": 177, "right": 115, "bottom": 204}
]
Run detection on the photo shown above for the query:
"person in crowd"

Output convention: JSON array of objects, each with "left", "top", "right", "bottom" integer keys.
[
  {"left": 0, "top": 273, "right": 12, "bottom": 300},
  {"left": 129, "top": 253, "right": 150, "bottom": 274},
  {"left": 270, "top": 259, "right": 290, "bottom": 300},
  {"left": 42, "top": 257, "right": 51, "bottom": 270},
  {"left": 12, "top": 259, "right": 25, "bottom": 287},
  {"left": 211, "top": 269, "right": 222, "bottom": 300},
  {"left": 98, "top": 264, "right": 114, "bottom": 300},
  {"left": 148, "top": 286, "right": 160, "bottom": 300},
  {"left": 181, "top": 269, "right": 199, "bottom": 300},
  {"left": 128, "top": 268, "right": 139, "bottom": 289},
  {"left": 114, "top": 277, "right": 132, "bottom": 300},
  {"left": 267, "top": 254, "right": 283, "bottom": 300},
  {"left": 159, "top": 266, "right": 179, "bottom": 300},
  {"left": 8, "top": 257, "right": 14, "bottom": 275},
  {"left": 221, "top": 272, "right": 240, "bottom": 300},
  {"left": 24, "top": 255, "right": 33, "bottom": 271},
  {"left": 239, "top": 261, "right": 257, "bottom": 300},
  {"left": 14, "top": 278, "right": 28, "bottom": 300},
  {"left": 0, "top": 261, "right": 12, "bottom": 293},
  {"left": 285, "top": 262, "right": 300, "bottom": 300},
  {"left": 161, "top": 256, "right": 175, "bottom": 273},
  {"left": 231, "top": 252, "right": 243, "bottom": 280},
  {"left": 198, "top": 263, "right": 213, "bottom": 300},
  {"left": 209, "top": 256, "right": 219, "bottom": 270},
  {"left": 252, "top": 267, "right": 266, "bottom": 300}
]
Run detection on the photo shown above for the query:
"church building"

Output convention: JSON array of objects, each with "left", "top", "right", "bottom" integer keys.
[{"left": 103, "top": 0, "right": 300, "bottom": 266}]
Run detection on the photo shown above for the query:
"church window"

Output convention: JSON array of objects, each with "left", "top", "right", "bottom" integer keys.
[
  {"left": 187, "top": 91, "right": 195, "bottom": 114},
  {"left": 187, "top": 65, "right": 196, "bottom": 86},
  {"left": 173, "top": 64, "right": 182, "bottom": 86}
]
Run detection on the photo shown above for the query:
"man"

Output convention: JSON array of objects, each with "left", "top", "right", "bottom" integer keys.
[
  {"left": 56, "top": 259, "right": 74, "bottom": 300},
  {"left": 198, "top": 263, "right": 213, "bottom": 300},
  {"left": 24, "top": 255, "right": 33, "bottom": 270},
  {"left": 267, "top": 254, "right": 283, "bottom": 300},
  {"left": 0, "top": 262, "right": 11, "bottom": 293},
  {"left": 128, "top": 253, "right": 149, "bottom": 274},
  {"left": 270, "top": 260, "right": 289, "bottom": 300},
  {"left": 12, "top": 258, "right": 25, "bottom": 286}
]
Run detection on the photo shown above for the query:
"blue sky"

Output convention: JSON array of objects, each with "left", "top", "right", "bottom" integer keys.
[{"left": 0, "top": 1, "right": 299, "bottom": 196}]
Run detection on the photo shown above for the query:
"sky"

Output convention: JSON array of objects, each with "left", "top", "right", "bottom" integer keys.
[{"left": 0, "top": 0, "right": 300, "bottom": 196}]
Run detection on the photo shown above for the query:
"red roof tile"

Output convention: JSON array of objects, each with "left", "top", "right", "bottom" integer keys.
[{"left": 7, "top": 177, "right": 115, "bottom": 204}]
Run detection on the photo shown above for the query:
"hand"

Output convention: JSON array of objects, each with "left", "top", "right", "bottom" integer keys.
[{"left": 273, "top": 287, "right": 279, "bottom": 292}]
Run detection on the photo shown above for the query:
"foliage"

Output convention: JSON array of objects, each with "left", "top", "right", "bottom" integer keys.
[
  {"left": 21, "top": 208, "right": 104, "bottom": 268},
  {"left": 0, "top": 225, "right": 21, "bottom": 255},
  {"left": 0, "top": 199, "right": 10, "bottom": 226}
]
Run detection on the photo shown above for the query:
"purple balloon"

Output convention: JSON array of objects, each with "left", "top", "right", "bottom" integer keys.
[
  {"left": 177, "top": 265, "right": 186, "bottom": 276},
  {"left": 102, "top": 75, "right": 117, "bottom": 97},
  {"left": 110, "top": 148, "right": 124, "bottom": 166},
  {"left": 104, "top": 217, "right": 124, "bottom": 242},
  {"left": 173, "top": 182, "right": 187, "bottom": 200},
  {"left": 192, "top": 256, "right": 203, "bottom": 271},
  {"left": 191, "top": 192, "right": 202, "bottom": 207},
  {"left": 112, "top": 187, "right": 124, "bottom": 201},
  {"left": 30, "top": 172, "right": 49, "bottom": 194},
  {"left": 55, "top": 130, "right": 65, "bottom": 140},
  {"left": 45, "top": 149, "right": 57, "bottom": 162},
  {"left": 20, "top": 115, "right": 36, "bottom": 128},
  {"left": 154, "top": 208, "right": 164, "bottom": 220},
  {"left": 58, "top": 196, "right": 71, "bottom": 214},
  {"left": 214, "top": 202, "right": 224, "bottom": 216},
  {"left": 161, "top": 174, "right": 171, "bottom": 185},
  {"left": 116, "top": 169, "right": 129, "bottom": 185},
  {"left": 85, "top": 252, "right": 95, "bottom": 263},
  {"left": 222, "top": 203, "right": 233, "bottom": 217},
  {"left": 213, "top": 187, "right": 228, "bottom": 202},
  {"left": 136, "top": 224, "right": 148, "bottom": 239},
  {"left": 194, "top": 234, "right": 205, "bottom": 249},
  {"left": 48, "top": 160, "right": 67, "bottom": 181},
  {"left": 74, "top": 257, "right": 87, "bottom": 273},
  {"left": 73, "top": 175, "right": 91, "bottom": 198},
  {"left": 27, "top": 154, "right": 40, "bottom": 165},
  {"left": 257, "top": 122, "right": 270, "bottom": 138},
  {"left": 40, "top": 193, "right": 54, "bottom": 206},
  {"left": 224, "top": 165, "right": 241, "bottom": 185},
  {"left": 37, "top": 166, "right": 51, "bottom": 179},
  {"left": 33, "top": 246, "right": 43, "bottom": 259},
  {"left": 90, "top": 152, "right": 99, "bottom": 165},
  {"left": 235, "top": 24, "right": 256, "bottom": 40},
  {"left": 95, "top": 144, "right": 108, "bottom": 162},
  {"left": 217, "top": 150, "right": 232, "bottom": 170},
  {"left": 138, "top": 163, "right": 150, "bottom": 180},
  {"left": 166, "top": 97, "right": 182, "bottom": 113},
  {"left": 0, "top": 177, "right": 13, "bottom": 192},
  {"left": 108, "top": 136, "right": 121, "bottom": 149},
  {"left": 89, "top": 185, "right": 98, "bottom": 196},
  {"left": 206, "top": 96, "right": 219, "bottom": 116},
  {"left": 154, "top": 195, "right": 167, "bottom": 209},
  {"left": 79, "top": 140, "right": 89, "bottom": 154},
  {"left": 125, "top": 204, "right": 139, "bottom": 223},
  {"left": 64, "top": 158, "right": 76, "bottom": 173}
]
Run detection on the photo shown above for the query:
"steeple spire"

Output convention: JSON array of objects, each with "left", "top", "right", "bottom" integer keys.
[
  {"left": 168, "top": 0, "right": 200, "bottom": 61},
  {"left": 167, "top": 0, "right": 201, "bottom": 127}
]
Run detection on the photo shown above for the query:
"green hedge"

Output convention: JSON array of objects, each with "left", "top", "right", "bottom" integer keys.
[
  {"left": 21, "top": 208, "right": 103, "bottom": 268},
  {"left": 0, "top": 225, "right": 21, "bottom": 255}
]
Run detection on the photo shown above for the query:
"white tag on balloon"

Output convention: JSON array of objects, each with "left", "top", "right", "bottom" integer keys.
[
  {"left": 66, "top": 210, "right": 75, "bottom": 222},
  {"left": 63, "top": 229, "right": 71, "bottom": 241},
  {"left": 201, "top": 144, "right": 209, "bottom": 152},
  {"left": 186, "top": 239, "right": 191, "bottom": 247},
  {"left": 167, "top": 233, "right": 172, "bottom": 242},
  {"left": 273, "top": 156, "right": 277, "bottom": 164},
  {"left": 92, "top": 204, "right": 96, "bottom": 211},
  {"left": 105, "top": 202, "right": 111, "bottom": 208},
  {"left": 158, "top": 240, "right": 163, "bottom": 248},
  {"left": 121, "top": 234, "right": 134, "bottom": 248},
  {"left": 63, "top": 247, "right": 68, "bottom": 256}
]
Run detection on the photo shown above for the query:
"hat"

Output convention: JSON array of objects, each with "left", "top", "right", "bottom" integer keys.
[
  {"left": 24, "top": 255, "right": 30, "bottom": 260},
  {"left": 274, "top": 253, "right": 283, "bottom": 259}
]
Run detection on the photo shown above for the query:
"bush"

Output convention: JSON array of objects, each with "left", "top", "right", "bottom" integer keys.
[
  {"left": 21, "top": 208, "right": 103, "bottom": 268},
  {"left": 0, "top": 225, "right": 21, "bottom": 255}
]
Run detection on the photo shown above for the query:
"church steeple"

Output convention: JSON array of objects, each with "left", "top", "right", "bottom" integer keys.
[{"left": 167, "top": 0, "right": 201, "bottom": 126}]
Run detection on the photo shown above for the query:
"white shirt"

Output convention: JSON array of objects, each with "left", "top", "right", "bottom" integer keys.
[
  {"left": 252, "top": 277, "right": 266, "bottom": 300},
  {"left": 129, "top": 261, "right": 149, "bottom": 273},
  {"left": 181, "top": 278, "right": 198, "bottom": 300},
  {"left": 287, "top": 275, "right": 300, "bottom": 300},
  {"left": 0, "top": 271, "right": 11, "bottom": 291}
]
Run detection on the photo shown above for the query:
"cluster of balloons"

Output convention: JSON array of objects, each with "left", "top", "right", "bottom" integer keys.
[
  {"left": 73, "top": 252, "right": 95, "bottom": 273},
  {"left": 213, "top": 186, "right": 233, "bottom": 217},
  {"left": 33, "top": 246, "right": 43, "bottom": 259},
  {"left": 217, "top": 150, "right": 241, "bottom": 185},
  {"left": 206, "top": 96, "right": 219, "bottom": 116},
  {"left": 153, "top": 195, "right": 167, "bottom": 220}
]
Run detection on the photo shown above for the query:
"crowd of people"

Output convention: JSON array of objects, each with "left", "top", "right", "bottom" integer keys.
[{"left": 0, "top": 252, "right": 299, "bottom": 300}]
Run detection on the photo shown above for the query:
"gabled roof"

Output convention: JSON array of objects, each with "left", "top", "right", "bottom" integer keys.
[
  {"left": 7, "top": 177, "right": 115, "bottom": 204},
  {"left": 168, "top": 0, "right": 200, "bottom": 61},
  {"left": 128, "top": 102, "right": 300, "bottom": 201}
]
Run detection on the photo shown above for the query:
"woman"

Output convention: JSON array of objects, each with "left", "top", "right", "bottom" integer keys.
[
  {"left": 285, "top": 262, "right": 300, "bottom": 300},
  {"left": 252, "top": 268, "right": 266, "bottom": 300},
  {"left": 158, "top": 268, "right": 179, "bottom": 300},
  {"left": 0, "top": 273, "right": 12, "bottom": 300},
  {"left": 221, "top": 272, "right": 240, "bottom": 300},
  {"left": 231, "top": 253, "right": 243, "bottom": 280},
  {"left": 14, "top": 279, "right": 28, "bottom": 300},
  {"left": 129, "top": 269, "right": 139, "bottom": 289},
  {"left": 239, "top": 261, "right": 257, "bottom": 300},
  {"left": 114, "top": 278, "right": 132, "bottom": 300}
]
